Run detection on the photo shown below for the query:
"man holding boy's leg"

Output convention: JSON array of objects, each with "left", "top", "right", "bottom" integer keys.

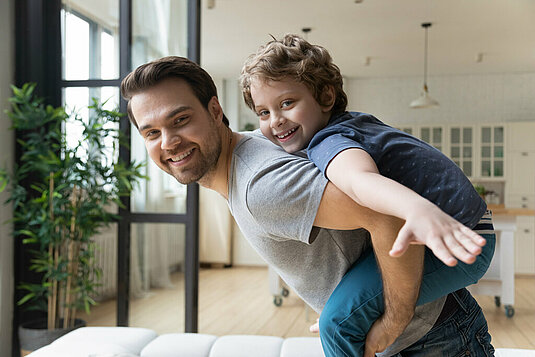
[{"left": 121, "top": 56, "right": 493, "bottom": 356}]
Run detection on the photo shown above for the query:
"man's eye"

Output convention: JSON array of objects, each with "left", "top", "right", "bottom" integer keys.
[
  {"left": 257, "top": 110, "right": 269, "bottom": 117},
  {"left": 175, "top": 116, "right": 189, "bottom": 125},
  {"left": 145, "top": 130, "right": 159, "bottom": 138}
]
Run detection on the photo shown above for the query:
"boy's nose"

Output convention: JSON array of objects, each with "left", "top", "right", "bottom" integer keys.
[
  {"left": 161, "top": 131, "right": 181, "bottom": 150},
  {"left": 270, "top": 112, "right": 286, "bottom": 128}
]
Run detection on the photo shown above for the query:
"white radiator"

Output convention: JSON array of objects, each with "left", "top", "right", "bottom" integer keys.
[
  {"left": 92, "top": 224, "right": 118, "bottom": 300},
  {"left": 91, "top": 222, "right": 185, "bottom": 301}
]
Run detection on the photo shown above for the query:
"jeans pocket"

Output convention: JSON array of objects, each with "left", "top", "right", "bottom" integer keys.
[{"left": 475, "top": 324, "right": 495, "bottom": 356}]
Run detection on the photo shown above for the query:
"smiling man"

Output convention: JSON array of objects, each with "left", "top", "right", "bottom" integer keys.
[{"left": 121, "top": 56, "right": 493, "bottom": 357}]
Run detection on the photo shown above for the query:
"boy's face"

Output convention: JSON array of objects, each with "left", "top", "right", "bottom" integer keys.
[{"left": 250, "top": 77, "right": 332, "bottom": 153}]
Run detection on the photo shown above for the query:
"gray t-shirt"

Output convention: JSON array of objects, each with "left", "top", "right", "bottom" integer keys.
[{"left": 227, "top": 131, "right": 445, "bottom": 355}]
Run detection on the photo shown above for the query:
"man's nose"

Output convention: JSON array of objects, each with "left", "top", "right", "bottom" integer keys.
[
  {"left": 270, "top": 111, "right": 286, "bottom": 128},
  {"left": 161, "top": 130, "right": 181, "bottom": 150}
]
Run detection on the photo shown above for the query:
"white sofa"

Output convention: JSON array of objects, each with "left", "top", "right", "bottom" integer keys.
[
  {"left": 27, "top": 327, "right": 535, "bottom": 357},
  {"left": 27, "top": 327, "right": 324, "bottom": 357}
]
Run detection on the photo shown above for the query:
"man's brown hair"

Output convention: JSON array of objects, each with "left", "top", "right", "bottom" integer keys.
[
  {"left": 240, "top": 34, "right": 347, "bottom": 115},
  {"left": 121, "top": 56, "right": 229, "bottom": 128}
]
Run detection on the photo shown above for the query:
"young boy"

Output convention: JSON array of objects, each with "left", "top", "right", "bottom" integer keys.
[{"left": 240, "top": 34, "right": 495, "bottom": 356}]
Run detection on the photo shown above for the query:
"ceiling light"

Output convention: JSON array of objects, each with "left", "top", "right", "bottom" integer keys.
[
  {"left": 301, "top": 27, "right": 311, "bottom": 40},
  {"left": 410, "top": 22, "right": 439, "bottom": 109}
]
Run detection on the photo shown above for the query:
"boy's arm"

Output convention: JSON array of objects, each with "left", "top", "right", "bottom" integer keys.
[
  {"left": 324, "top": 148, "right": 486, "bottom": 267},
  {"left": 313, "top": 176, "right": 423, "bottom": 349}
]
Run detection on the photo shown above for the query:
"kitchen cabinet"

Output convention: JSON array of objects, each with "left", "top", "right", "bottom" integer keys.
[
  {"left": 480, "top": 125, "right": 505, "bottom": 178},
  {"left": 514, "top": 216, "right": 535, "bottom": 274},
  {"left": 504, "top": 121, "right": 535, "bottom": 275},
  {"left": 449, "top": 126, "right": 475, "bottom": 178},
  {"left": 506, "top": 151, "right": 535, "bottom": 208},
  {"left": 419, "top": 126, "right": 445, "bottom": 153},
  {"left": 507, "top": 121, "right": 535, "bottom": 152},
  {"left": 505, "top": 122, "right": 535, "bottom": 209}
]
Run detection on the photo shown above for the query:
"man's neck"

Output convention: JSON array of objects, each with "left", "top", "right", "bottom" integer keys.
[{"left": 198, "top": 129, "right": 241, "bottom": 200}]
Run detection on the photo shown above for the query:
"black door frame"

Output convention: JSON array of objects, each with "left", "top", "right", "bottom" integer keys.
[{"left": 13, "top": 1, "right": 201, "bottom": 354}]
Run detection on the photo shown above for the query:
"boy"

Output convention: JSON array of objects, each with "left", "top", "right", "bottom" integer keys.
[{"left": 240, "top": 34, "right": 495, "bottom": 356}]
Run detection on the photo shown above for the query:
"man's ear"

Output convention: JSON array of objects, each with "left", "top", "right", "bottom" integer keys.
[
  {"left": 208, "top": 96, "right": 224, "bottom": 122},
  {"left": 320, "top": 85, "right": 336, "bottom": 113}
]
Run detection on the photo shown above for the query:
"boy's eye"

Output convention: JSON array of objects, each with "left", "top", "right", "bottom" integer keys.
[
  {"left": 281, "top": 100, "right": 293, "bottom": 108},
  {"left": 257, "top": 110, "right": 269, "bottom": 118}
]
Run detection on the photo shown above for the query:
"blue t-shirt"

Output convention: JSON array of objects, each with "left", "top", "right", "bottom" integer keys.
[{"left": 307, "top": 111, "right": 487, "bottom": 228}]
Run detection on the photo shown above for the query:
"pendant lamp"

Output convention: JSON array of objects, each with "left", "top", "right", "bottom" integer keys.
[{"left": 410, "top": 22, "right": 439, "bottom": 108}]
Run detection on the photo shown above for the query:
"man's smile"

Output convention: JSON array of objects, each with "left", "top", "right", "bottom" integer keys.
[{"left": 167, "top": 148, "right": 194, "bottom": 164}]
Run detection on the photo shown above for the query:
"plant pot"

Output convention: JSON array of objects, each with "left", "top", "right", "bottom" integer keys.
[{"left": 18, "top": 318, "right": 86, "bottom": 356}]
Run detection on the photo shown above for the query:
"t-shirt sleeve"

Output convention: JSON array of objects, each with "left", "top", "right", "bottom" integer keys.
[
  {"left": 307, "top": 132, "right": 365, "bottom": 176},
  {"left": 245, "top": 155, "right": 328, "bottom": 243}
]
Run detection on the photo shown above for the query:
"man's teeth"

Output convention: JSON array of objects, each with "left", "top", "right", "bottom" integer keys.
[
  {"left": 277, "top": 127, "right": 297, "bottom": 139},
  {"left": 170, "top": 149, "right": 192, "bottom": 162}
]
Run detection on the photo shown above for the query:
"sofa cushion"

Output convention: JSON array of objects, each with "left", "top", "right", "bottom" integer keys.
[
  {"left": 280, "top": 337, "right": 324, "bottom": 357},
  {"left": 496, "top": 349, "right": 535, "bottom": 357},
  {"left": 208, "top": 335, "right": 283, "bottom": 357},
  {"left": 27, "top": 327, "right": 157, "bottom": 357},
  {"left": 141, "top": 333, "right": 217, "bottom": 357}
]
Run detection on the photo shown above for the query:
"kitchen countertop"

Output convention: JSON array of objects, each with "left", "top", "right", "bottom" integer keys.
[{"left": 487, "top": 204, "right": 535, "bottom": 216}]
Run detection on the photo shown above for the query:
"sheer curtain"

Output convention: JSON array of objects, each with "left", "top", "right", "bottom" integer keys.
[{"left": 129, "top": 0, "right": 189, "bottom": 298}]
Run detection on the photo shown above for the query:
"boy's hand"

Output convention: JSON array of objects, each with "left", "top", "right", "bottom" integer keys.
[{"left": 389, "top": 206, "right": 486, "bottom": 266}]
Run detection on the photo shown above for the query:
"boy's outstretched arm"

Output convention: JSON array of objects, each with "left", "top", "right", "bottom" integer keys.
[{"left": 325, "top": 148, "right": 486, "bottom": 267}]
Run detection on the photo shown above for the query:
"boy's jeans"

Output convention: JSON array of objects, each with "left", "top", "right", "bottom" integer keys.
[
  {"left": 391, "top": 288, "right": 494, "bottom": 357},
  {"left": 319, "top": 213, "right": 496, "bottom": 357}
]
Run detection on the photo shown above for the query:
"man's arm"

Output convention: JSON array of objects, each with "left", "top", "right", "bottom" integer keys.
[{"left": 313, "top": 179, "right": 423, "bottom": 352}]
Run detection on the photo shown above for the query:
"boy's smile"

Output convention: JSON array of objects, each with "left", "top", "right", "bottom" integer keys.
[{"left": 250, "top": 77, "right": 332, "bottom": 153}]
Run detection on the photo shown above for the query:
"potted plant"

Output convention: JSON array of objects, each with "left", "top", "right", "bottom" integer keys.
[{"left": 0, "top": 83, "right": 145, "bottom": 355}]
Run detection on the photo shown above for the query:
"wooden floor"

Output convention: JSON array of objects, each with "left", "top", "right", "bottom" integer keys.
[{"left": 79, "top": 266, "right": 535, "bottom": 349}]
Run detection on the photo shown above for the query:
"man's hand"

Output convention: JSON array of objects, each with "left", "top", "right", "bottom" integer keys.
[
  {"left": 364, "top": 314, "right": 407, "bottom": 357},
  {"left": 389, "top": 205, "right": 486, "bottom": 267}
]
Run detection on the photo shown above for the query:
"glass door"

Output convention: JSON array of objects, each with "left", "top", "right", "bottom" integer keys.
[{"left": 60, "top": 0, "right": 199, "bottom": 332}]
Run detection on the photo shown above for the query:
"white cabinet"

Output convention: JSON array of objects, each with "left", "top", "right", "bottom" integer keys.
[
  {"left": 514, "top": 216, "right": 535, "bottom": 275},
  {"left": 507, "top": 122, "right": 535, "bottom": 152},
  {"left": 505, "top": 121, "right": 535, "bottom": 275},
  {"left": 480, "top": 125, "right": 505, "bottom": 178},
  {"left": 419, "top": 126, "right": 445, "bottom": 153},
  {"left": 505, "top": 122, "right": 535, "bottom": 208},
  {"left": 449, "top": 126, "right": 475, "bottom": 178}
]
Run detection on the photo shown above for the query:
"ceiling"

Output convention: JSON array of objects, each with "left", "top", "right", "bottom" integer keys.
[{"left": 200, "top": 0, "right": 535, "bottom": 80}]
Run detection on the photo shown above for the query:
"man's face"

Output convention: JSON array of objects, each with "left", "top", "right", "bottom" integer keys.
[
  {"left": 250, "top": 77, "right": 332, "bottom": 153},
  {"left": 130, "top": 78, "right": 223, "bottom": 185}
]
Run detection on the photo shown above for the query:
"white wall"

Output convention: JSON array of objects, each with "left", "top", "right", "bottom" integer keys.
[
  {"left": 0, "top": 0, "right": 14, "bottom": 354},
  {"left": 346, "top": 72, "right": 535, "bottom": 126}
]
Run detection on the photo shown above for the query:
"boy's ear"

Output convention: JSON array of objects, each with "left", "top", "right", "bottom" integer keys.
[{"left": 320, "top": 85, "right": 336, "bottom": 113}]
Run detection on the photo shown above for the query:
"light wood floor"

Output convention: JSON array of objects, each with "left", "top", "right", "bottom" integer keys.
[{"left": 79, "top": 266, "right": 535, "bottom": 349}]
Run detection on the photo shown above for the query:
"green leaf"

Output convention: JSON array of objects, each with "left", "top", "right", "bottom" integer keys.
[{"left": 17, "top": 293, "right": 35, "bottom": 306}]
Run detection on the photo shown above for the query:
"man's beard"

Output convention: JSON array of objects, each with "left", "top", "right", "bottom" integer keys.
[{"left": 170, "top": 135, "right": 222, "bottom": 185}]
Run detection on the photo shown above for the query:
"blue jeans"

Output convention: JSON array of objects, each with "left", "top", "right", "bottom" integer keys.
[
  {"left": 319, "top": 216, "right": 495, "bottom": 357},
  {"left": 391, "top": 288, "right": 494, "bottom": 356}
]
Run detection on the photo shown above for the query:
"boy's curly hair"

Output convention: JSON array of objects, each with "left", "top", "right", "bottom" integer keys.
[{"left": 240, "top": 34, "right": 347, "bottom": 115}]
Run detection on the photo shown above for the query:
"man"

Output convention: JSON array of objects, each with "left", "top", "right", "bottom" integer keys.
[{"left": 121, "top": 56, "right": 493, "bottom": 356}]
